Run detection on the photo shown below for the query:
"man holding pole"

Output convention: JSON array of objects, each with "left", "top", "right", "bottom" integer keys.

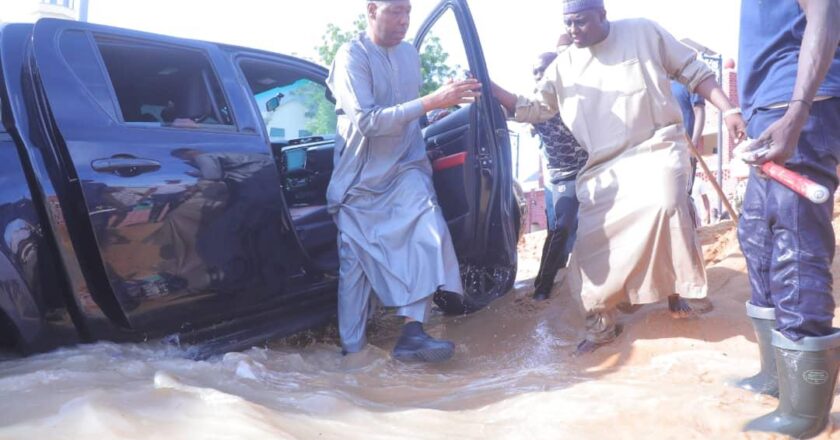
[
  {"left": 492, "top": 0, "right": 746, "bottom": 354},
  {"left": 736, "top": 0, "right": 840, "bottom": 437}
]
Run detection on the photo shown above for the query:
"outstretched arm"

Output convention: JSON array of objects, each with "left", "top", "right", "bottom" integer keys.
[
  {"left": 654, "top": 18, "right": 747, "bottom": 142},
  {"left": 491, "top": 81, "right": 519, "bottom": 115},
  {"left": 694, "top": 78, "right": 746, "bottom": 142},
  {"left": 329, "top": 44, "right": 480, "bottom": 138}
]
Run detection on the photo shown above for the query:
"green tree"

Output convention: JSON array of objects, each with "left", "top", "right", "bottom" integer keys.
[
  {"left": 317, "top": 16, "right": 367, "bottom": 67},
  {"left": 289, "top": 81, "right": 337, "bottom": 137},
  {"left": 315, "top": 15, "right": 455, "bottom": 97},
  {"left": 417, "top": 35, "right": 455, "bottom": 96}
]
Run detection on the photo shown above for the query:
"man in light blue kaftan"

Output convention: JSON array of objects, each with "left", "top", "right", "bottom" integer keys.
[{"left": 326, "top": 0, "right": 480, "bottom": 362}]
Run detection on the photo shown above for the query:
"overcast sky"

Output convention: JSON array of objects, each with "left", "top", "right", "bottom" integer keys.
[
  {"left": 64, "top": 0, "right": 739, "bottom": 93},
  {"left": 2, "top": 0, "right": 741, "bottom": 180}
]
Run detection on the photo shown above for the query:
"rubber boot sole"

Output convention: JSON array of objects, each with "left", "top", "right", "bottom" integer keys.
[{"left": 392, "top": 344, "right": 454, "bottom": 363}]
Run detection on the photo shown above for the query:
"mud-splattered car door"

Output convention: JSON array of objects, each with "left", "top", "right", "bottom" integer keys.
[{"left": 415, "top": 0, "right": 518, "bottom": 314}]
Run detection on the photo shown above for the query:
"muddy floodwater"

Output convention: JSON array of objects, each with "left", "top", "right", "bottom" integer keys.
[{"left": 2, "top": 216, "right": 840, "bottom": 439}]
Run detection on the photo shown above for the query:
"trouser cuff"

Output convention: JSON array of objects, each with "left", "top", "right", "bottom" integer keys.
[
  {"left": 396, "top": 297, "right": 431, "bottom": 323},
  {"left": 745, "top": 301, "right": 776, "bottom": 320},
  {"left": 771, "top": 329, "right": 840, "bottom": 351}
]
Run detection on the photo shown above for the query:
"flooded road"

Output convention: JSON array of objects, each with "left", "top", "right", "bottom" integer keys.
[{"left": 1, "top": 220, "right": 840, "bottom": 439}]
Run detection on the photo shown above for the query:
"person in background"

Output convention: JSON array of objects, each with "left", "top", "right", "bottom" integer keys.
[
  {"left": 530, "top": 49, "right": 587, "bottom": 301},
  {"left": 671, "top": 78, "right": 708, "bottom": 220}
]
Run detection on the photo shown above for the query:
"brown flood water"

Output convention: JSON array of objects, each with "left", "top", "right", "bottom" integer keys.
[{"left": 1, "top": 215, "right": 840, "bottom": 439}]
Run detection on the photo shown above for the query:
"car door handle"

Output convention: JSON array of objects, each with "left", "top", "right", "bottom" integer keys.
[{"left": 91, "top": 155, "right": 161, "bottom": 177}]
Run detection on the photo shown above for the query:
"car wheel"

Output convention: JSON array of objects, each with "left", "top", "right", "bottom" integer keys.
[
  {"left": 434, "top": 261, "right": 517, "bottom": 315},
  {"left": 511, "top": 180, "right": 528, "bottom": 242}
]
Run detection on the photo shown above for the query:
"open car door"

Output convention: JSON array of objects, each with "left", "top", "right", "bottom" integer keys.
[{"left": 414, "top": 0, "right": 518, "bottom": 314}]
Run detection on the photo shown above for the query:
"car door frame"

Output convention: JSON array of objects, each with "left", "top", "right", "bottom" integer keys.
[
  {"left": 414, "top": 0, "right": 518, "bottom": 271},
  {"left": 27, "top": 18, "right": 305, "bottom": 336},
  {"left": 224, "top": 47, "right": 343, "bottom": 276}
]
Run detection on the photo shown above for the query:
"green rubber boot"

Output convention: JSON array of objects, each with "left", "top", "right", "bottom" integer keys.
[
  {"left": 744, "top": 329, "right": 840, "bottom": 439},
  {"left": 736, "top": 302, "right": 778, "bottom": 397}
]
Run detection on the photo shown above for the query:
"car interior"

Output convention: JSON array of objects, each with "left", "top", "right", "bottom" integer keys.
[
  {"left": 239, "top": 59, "right": 340, "bottom": 270},
  {"left": 95, "top": 38, "right": 234, "bottom": 128},
  {"left": 237, "top": 58, "right": 479, "bottom": 271}
]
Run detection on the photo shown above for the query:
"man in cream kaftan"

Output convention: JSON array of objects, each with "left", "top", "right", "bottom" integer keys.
[{"left": 512, "top": 18, "right": 716, "bottom": 346}]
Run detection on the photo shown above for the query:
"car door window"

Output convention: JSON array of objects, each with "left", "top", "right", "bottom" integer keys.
[
  {"left": 92, "top": 36, "right": 234, "bottom": 129},
  {"left": 417, "top": 8, "right": 471, "bottom": 119},
  {"left": 238, "top": 59, "right": 336, "bottom": 145}
]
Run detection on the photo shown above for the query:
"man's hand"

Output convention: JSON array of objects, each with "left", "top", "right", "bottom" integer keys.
[
  {"left": 490, "top": 80, "right": 518, "bottom": 115},
  {"left": 724, "top": 112, "right": 747, "bottom": 145},
  {"left": 756, "top": 102, "right": 810, "bottom": 164},
  {"left": 421, "top": 78, "right": 481, "bottom": 112}
]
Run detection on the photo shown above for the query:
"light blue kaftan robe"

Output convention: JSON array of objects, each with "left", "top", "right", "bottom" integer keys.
[{"left": 326, "top": 33, "right": 463, "bottom": 352}]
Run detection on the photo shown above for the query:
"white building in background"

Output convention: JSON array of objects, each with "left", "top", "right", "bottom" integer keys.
[{"left": 0, "top": 0, "right": 89, "bottom": 23}]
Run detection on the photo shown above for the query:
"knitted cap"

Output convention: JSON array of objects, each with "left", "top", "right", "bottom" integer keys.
[{"left": 562, "top": 0, "right": 605, "bottom": 14}]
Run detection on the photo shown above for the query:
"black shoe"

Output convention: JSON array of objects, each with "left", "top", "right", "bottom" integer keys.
[
  {"left": 744, "top": 329, "right": 840, "bottom": 439},
  {"left": 392, "top": 322, "right": 454, "bottom": 363},
  {"left": 736, "top": 302, "right": 778, "bottom": 397}
]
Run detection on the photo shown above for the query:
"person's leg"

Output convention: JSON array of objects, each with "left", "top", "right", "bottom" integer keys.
[
  {"left": 337, "top": 236, "right": 373, "bottom": 354},
  {"left": 392, "top": 296, "right": 455, "bottom": 363},
  {"left": 732, "top": 116, "right": 788, "bottom": 396},
  {"left": 667, "top": 294, "right": 696, "bottom": 318},
  {"left": 768, "top": 174, "right": 836, "bottom": 341},
  {"left": 768, "top": 99, "right": 839, "bottom": 342},
  {"left": 396, "top": 297, "right": 432, "bottom": 323},
  {"left": 533, "top": 178, "right": 579, "bottom": 300},
  {"left": 534, "top": 184, "right": 558, "bottom": 299},
  {"left": 745, "top": 99, "right": 840, "bottom": 437},
  {"left": 574, "top": 308, "right": 621, "bottom": 355}
]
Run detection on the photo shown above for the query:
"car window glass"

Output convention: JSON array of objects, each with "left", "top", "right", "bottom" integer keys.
[
  {"left": 238, "top": 59, "right": 336, "bottom": 145},
  {"left": 59, "top": 30, "right": 121, "bottom": 122},
  {"left": 94, "top": 36, "right": 235, "bottom": 130},
  {"left": 417, "top": 7, "right": 470, "bottom": 119}
]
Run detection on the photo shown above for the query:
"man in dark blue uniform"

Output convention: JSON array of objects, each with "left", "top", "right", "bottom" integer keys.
[{"left": 737, "top": 1, "right": 840, "bottom": 437}]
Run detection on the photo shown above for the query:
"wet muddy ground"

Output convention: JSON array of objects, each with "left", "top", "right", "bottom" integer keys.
[{"left": 1, "top": 211, "right": 840, "bottom": 439}]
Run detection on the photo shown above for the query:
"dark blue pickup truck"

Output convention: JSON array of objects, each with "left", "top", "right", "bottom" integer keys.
[{"left": 0, "top": 0, "right": 519, "bottom": 356}]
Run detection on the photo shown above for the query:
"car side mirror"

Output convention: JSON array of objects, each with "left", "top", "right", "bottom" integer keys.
[{"left": 266, "top": 92, "right": 284, "bottom": 112}]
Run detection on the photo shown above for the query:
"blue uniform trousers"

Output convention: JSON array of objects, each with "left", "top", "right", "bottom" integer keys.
[{"left": 738, "top": 98, "right": 840, "bottom": 340}]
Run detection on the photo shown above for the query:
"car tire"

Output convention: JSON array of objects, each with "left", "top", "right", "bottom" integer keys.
[
  {"left": 434, "top": 261, "right": 517, "bottom": 315},
  {"left": 434, "top": 182, "right": 522, "bottom": 316},
  {"left": 512, "top": 180, "right": 528, "bottom": 242}
]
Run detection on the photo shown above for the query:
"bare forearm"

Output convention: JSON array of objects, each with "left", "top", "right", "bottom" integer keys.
[
  {"left": 694, "top": 77, "right": 735, "bottom": 113},
  {"left": 793, "top": 0, "right": 840, "bottom": 104},
  {"left": 694, "top": 77, "right": 747, "bottom": 141},
  {"left": 491, "top": 82, "right": 518, "bottom": 114}
]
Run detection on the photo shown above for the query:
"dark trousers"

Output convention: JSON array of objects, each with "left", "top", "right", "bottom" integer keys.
[
  {"left": 535, "top": 177, "right": 579, "bottom": 293},
  {"left": 738, "top": 98, "right": 840, "bottom": 341}
]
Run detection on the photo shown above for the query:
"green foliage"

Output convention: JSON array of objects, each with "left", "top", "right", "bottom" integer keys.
[
  {"left": 316, "top": 16, "right": 367, "bottom": 67},
  {"left": 315, "top": 15, "right": 454, "bottom": 97},
  {"left": 286, "top": 81, "right": 337, "bottom": 136},
  {"left": 418, "top": 35, "right": 455, "bottom": 97}
]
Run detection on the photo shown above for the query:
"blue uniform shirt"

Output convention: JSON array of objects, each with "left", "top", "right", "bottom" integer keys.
[
  {"left": 671, "top": 81, "right": 705, "bottom": 135},
  {"left": 739, "top": 0, "right": 840, "bottom": 117}
]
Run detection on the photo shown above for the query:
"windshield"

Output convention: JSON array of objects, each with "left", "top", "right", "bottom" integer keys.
[{"left": 253, "top": 78, "right": 336, "bottom": 144}]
